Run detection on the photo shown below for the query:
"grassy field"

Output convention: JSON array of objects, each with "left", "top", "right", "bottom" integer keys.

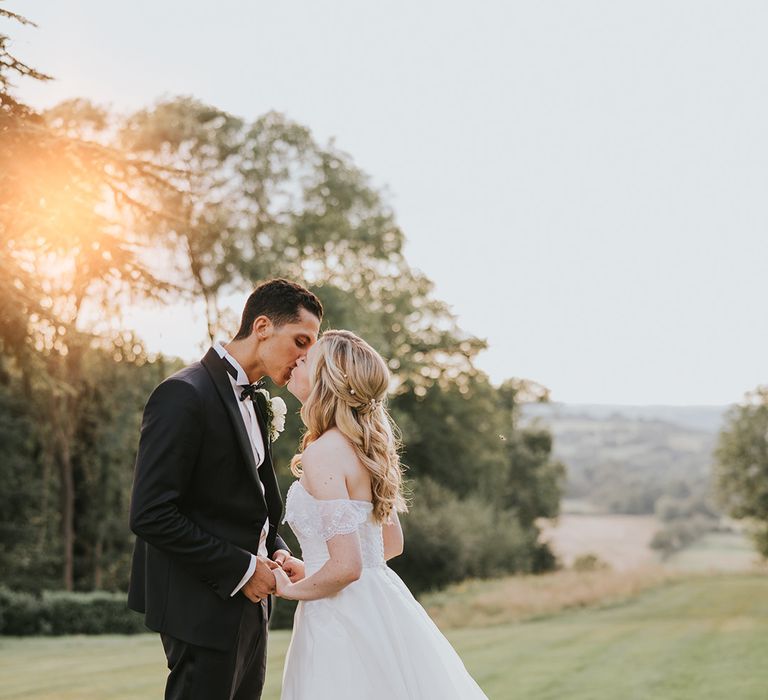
[
  {"left": 538, "top": 510, "right": 763, "bottom": 574},
  {"left": 665, "top": 531, "right": 762, "bottom": 572},
  {"left": 2, "top": 574, "right": 768, "bottom": 700},
  {"left": 423, "top": 566, "right": 675, "bottom": 629}
]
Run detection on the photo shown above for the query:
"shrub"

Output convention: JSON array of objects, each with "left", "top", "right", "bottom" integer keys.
[
  {"left": 0, "top": 587, "right": 145, "bottom": 636},
  {"left": 0, "top": 587, "right": 50, "bottom": 635},
  {"left": 389, "top": 479, "right": 553, "bottom": 595},
  {"left": 572, "top": 553, "right": 609, "bottom": 572}
]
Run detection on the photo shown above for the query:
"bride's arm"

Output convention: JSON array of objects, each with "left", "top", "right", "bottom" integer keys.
[
  {"left": 383, "top": 512, "right": 403, "bottom": 561},
  {"left": 273, "top": 438, "right": 363, "bottom": 601},
  {"left": 274, "top": 531, "right": 362, "bottom": 601}
]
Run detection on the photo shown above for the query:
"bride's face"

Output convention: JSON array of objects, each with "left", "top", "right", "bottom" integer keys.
[{"left": 287, "top": 343, "right": 319, "bottom": 403}]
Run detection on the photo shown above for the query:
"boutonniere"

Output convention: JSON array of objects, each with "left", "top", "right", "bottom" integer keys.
[{"left": 256, "top": 389, "right": 287, "bottom": 443}]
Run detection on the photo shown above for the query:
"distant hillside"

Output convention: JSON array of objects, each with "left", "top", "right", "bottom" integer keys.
[
  {"left": 524, "top": 403, "right": 728, "bottom": 432},
  {"left": 521, "top": 404, "right": 728, "bottom": 514}
]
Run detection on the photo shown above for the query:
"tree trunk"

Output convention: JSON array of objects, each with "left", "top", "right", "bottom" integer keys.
[
  {"left": 56, "top": 428, "right": 75, "bottom": 591},
  {"left": 52, "top": 339, "right": 84, "bottom": 592},
  {"left": 93, "top": 537, "right": 103, "bottom": 590}
]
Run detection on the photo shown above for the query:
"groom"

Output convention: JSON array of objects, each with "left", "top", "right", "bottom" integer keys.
[{"left": 128, "top": 278, "right": 323, "bottom": 700}]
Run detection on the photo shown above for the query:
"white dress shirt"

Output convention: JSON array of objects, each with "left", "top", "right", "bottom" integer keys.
[{"left": 213, "top": 342, "right": 270, "bottom": 596}]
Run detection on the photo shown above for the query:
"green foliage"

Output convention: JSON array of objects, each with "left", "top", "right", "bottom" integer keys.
[
  {"left": 67, "top": 348, "right": 179, "bottom": 591},
  {"left": 389, "top": 479, "right": 545, "bottom": 595},
  {"left": 499, "top": 426, "right": 565, "bottom": 528},
  {"left": 715, "top": 386, "right": 768, "bottom": 558},
  {"left": 649, "top": 483, "right": 721, "bottom": 558},
  {"left": 650, "top": 516, "right": 720, "bottom": 559},
  {"left": 0, "top": 588, "right": 45, "bottom": 635},
  {"left": 0, "top": 587, "right": 145, "bottom": 635},
  {"left": 0, "top": 349, "right": 178, "bottom": 592},
  {"left": 655, "top": 487, "right": 719, "bottom": 523},
  {"left": 392, "top": 379, "right": 503, "bottom": 494}
]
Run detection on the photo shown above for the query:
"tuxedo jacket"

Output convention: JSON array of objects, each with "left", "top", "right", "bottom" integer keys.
[{"left": 128, "top": 348, "right": 289, "bottom": 651}]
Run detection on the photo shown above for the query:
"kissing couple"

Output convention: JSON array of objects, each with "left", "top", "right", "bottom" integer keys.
[{"left": 128, "top": 278, "right": 487, "bottom": 699}]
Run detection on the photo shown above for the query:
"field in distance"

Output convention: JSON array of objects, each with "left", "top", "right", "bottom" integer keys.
[{"left": 537, "top": 498, "right": 762, "bottom": 573}]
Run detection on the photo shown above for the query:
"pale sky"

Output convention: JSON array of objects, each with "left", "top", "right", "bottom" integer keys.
[{"left": 12, "top": 0, "right": 768, "bottom": 405}]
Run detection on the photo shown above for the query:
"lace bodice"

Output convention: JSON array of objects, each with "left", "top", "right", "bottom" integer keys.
[{"left": 283, "top": 481, "right": 386, "bottom": 574}]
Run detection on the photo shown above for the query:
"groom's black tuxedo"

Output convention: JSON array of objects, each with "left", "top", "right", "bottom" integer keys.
[{"left": 128, "top": 348, "right": 288, "bottom": 661}]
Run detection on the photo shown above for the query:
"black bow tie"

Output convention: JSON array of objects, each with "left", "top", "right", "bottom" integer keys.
[
  {"left": 219, "top": 352, "right": 265, "bottom": 401},
  {"left": 239, "top": 382, "right": 265, "bottom": 402}
]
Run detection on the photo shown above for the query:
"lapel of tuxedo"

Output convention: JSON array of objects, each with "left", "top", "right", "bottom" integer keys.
[
  {"left": 251, "top": 392, "right": 284, "bottom": 529},
  {"left": 252, "top": 392, "right": 272, "bottom": 465},
  {"left": 201, "top": 348, "right": 267, "bottom": 506}
]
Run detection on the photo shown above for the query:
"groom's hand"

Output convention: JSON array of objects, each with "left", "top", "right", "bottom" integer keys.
[{"left": 242, "top": 556, "right": 278, "bottom": 603}]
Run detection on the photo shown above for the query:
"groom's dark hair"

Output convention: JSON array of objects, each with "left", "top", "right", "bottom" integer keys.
[{"left": 234, "top": 279, "right": 323, "bottom": 339}]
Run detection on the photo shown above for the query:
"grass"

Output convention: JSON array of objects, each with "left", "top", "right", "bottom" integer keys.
[
  {"left": 665, "top": 530, "right": 764, "bottom": 572},
  {"left": 461, "top": 574, "right": 768, "bottom": 699},
  {"left": 2, "top": 574, "right": 768, "bottom": 699},
  {"left": 422, "top": 566, "right": 676, "bottom": 628}
]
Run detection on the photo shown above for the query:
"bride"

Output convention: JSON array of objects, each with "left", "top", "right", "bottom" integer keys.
[{"left": 275, "top": 329, "right": 488, "bottom": 699}]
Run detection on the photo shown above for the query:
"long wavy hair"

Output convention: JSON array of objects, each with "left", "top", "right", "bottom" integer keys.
[{"left": 290, "top": 330, "right": 407, "bottom": 523}]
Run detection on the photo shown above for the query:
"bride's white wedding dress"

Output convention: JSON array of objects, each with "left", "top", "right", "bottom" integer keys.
[{"left": 280, "top": 481, "right": 488, "bottom": 699}]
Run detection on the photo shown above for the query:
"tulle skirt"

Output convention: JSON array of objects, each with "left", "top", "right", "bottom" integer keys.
[{"left": 280, "top": 565, "right": 488, "bottom": 699}]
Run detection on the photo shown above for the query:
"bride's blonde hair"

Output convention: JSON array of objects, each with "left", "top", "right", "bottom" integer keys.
[{"left": 290, "top": 330, "right": 407, "bottom": 523}]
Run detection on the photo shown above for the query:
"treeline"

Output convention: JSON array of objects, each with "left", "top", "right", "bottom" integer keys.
[{"left": 0, "top": 8, "right": 564, "bottom": 608}]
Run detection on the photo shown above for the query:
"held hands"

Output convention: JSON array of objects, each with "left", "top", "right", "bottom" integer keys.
[
  {"left": 242, "top": 556, "right": 279, "bottom": 603},
  {"left": 242, "top": 551, "right": 305, "bottom": 603},
  {"left": 271, "top": 549, "right": 305, "bottom": 599},
  {"left": 279, "top": 557, "right": 306, "bottom": 583},
  {"left": 272, "top": 565, "right": 296, "bottom": 599}
]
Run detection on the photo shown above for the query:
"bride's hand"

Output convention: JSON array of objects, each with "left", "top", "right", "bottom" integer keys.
[
  {"left": 273, "top": 565, "right": 296, "bottom": 599},
  {"left": 280, "top": 556, "right": 306, "bottom": 583}
]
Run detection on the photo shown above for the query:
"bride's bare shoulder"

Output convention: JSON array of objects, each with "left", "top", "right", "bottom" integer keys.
[
  {"left": 304, "top": 428, "right": 357, "bottom": 460},
  {"left": 301, "top": 429, "right": 359, "bottom": 498}
]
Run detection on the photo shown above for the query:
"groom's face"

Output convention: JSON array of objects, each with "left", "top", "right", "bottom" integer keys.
[{"left": 256, "top": 307, "right": 321, "bottom": 386}]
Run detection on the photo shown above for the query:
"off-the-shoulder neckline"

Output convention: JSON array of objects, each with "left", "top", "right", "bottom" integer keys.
[{"left": 290, "top": 480, "right": 373, "bottom": 508}]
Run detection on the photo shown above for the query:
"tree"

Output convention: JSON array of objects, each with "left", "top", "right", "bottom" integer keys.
[
  {"left": 120, "top": 97, "right": 249, "bottom": 342},
  {"left": 0, "top": 6, "right": 52, "bottom": 357},
  {"left": 68, "top": 345, "right": 181, "bottom": 590},
  {"left": 0, "top": 9, "right": 183, "bottom": 589},
  {"left": 0, "top": 363, "right": 56, "bottom": 591},
  {"left": 715, "top": 386, "right": 768, "bottom": 557},
  {"left": 121, "top": 97, "right": 486, "bottom": 389}
]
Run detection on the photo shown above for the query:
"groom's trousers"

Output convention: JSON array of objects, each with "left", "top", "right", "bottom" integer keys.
[{"left": 161, "top": 597, "right": 269, "bottom": 700}]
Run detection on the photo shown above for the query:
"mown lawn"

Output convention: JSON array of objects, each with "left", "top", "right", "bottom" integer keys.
[{"left": 2, "top": 574, "right": 767, "bottom": 700}]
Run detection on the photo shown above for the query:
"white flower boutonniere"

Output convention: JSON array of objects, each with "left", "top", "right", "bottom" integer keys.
[{"left": 256, "top": 389, "right": 287, "bottom": 443}]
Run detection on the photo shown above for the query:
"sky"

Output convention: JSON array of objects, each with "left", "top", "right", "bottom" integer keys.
[{"left": 11, "top": 0, "right": 768, "bottom": 405}]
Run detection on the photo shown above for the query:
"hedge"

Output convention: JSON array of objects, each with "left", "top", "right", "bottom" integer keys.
[{"left": 0, "top": 587, "right": 298, "bottom": 635}]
